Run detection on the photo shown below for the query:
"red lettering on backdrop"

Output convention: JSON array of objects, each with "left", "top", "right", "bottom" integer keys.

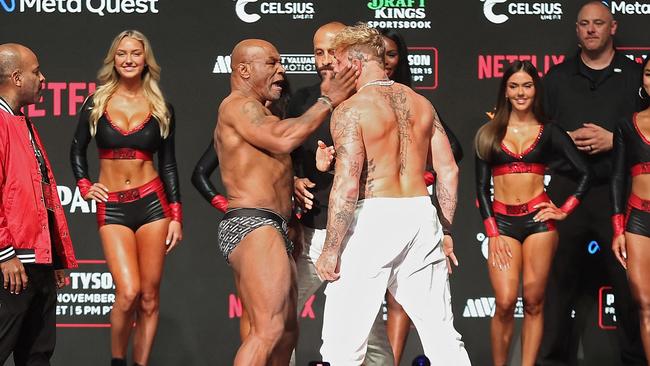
[
  {"left": 69, "top": 82, "right": 95, "bottom": 116},
  {"left": 23, "top": 81, "right": 96, "bottom": 118},
  {"left": 478, "top": 55, "right": 565, "bottom": 80},
  {"left": 493, "top": 55, "right": 505, "bottom": 78},
  {"left": 301, "top": 295, "right": 316, "bottom": 319},
  {"left": 27, "top": 96, "right": 46, "bottom": 117},
  {"left": 227, "top": 293, "right": 317, "bottom": 319},
  {"left": 48, "top": 82, "right": 67, "bottom": 116},
  {"left": 228, "top": 294, "right": 243, "bottom": 318}
]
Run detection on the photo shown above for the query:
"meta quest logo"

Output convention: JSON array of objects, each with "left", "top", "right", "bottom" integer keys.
[{"left": 0, "top": 0, "right": 160, "bottom": 15}]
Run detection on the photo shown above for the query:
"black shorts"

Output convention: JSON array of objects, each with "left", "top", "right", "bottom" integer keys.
[
  {"left": 96, "top": 177, "right": 170, "bottom": 232},
  {"left": 217, "top": 208, "right": 293, "bottom": 263},
  {"left": 623, "top": 193, "right": 650, "bottom": 238},
  {"left": 493, "top": 192, "right": 556, "bottom": 243}
]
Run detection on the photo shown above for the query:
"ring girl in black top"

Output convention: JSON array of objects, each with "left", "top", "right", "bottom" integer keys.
[
  {"left": 70, "top": 30, "right": 182, "bottom": 366},
  {"left": 610, "top": 57, "right": 650, "bottom": 363},
  {"left": 474, "top": 61, "right": 590, "bottom": 366}
]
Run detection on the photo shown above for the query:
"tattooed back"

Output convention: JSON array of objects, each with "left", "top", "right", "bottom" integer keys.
[
  {"left": 214, "top": 94, "right": 294, "bottom": 218},
  {"left": 331, "top": 82, "right": 437, "bottom": 199}
]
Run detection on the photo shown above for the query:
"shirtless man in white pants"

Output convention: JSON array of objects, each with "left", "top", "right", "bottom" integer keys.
[{"left": 315, "top": 24, "right": 471, "bottom": 365}]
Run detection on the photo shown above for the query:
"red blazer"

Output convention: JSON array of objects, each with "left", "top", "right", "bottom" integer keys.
[{"left": 0, "top": 109, "right": 77, "bottom": 269}]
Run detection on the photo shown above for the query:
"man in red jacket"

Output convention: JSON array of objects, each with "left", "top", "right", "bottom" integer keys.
[{"left": 0, "top": 43, "right": 77, "bottom": 366}]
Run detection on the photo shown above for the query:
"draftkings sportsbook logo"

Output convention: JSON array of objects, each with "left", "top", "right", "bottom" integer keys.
[
  {"left": 235, "top": 0, "right": 314, "bottom": 23},
  {"left": 482, "top": 0, "right": 562, "bottom": 24},
  {"left": 0, "top": 0, "right": 159, "bottom": 15},
  {"left": 366, "top": 0, "right": 431, "bottom": 29}
]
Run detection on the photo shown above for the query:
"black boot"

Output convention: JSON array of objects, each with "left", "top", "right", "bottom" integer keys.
[{"left": 111, "top": 359, "right": 126, "bottom": 366}]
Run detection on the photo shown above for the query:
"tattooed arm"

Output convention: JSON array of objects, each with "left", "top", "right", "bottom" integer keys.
[
  {"left": 315, "top": 104, "right": 365, "bottom": 282},
  {"left": 430, "top": 106, "right": 459, "bottom": 232},
  {"left": 229, "top": 97, "right": 332, "bottom": 155},
  {"left": 227, "top": 65, "right": 357, "bottom": 154}
]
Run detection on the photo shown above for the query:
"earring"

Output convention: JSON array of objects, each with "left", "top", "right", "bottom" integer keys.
[{"left": 640, "top": 86, "right": 647, "bottom": 100}]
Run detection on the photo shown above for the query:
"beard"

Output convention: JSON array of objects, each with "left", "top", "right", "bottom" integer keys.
[{"left": 317, "top": 64, "right": 334, "bottom": 79}]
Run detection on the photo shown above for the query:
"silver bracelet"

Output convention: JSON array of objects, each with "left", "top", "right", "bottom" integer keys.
[{"left": 317, "top": 96, "right": 333, "bottom": 112}]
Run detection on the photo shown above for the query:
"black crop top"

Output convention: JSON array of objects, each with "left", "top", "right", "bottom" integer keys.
[
  {"left": 611, "top": 114, "right": 650, "bottom": 215},
  {"left": 476, "top": 122, "right": 591, "bottom": 221},
  {"left": 70, "top": 95, "right": 181, "bottom": 204}
]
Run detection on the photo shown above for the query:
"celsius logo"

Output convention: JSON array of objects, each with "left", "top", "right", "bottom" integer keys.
[
  {"left": 0, "top": 0, "right": 15, "bottom": 12},
  {"left": 1, "top": 0, "right": 159, "bottom": 15},
  {"left": 234, "top": 0, "right": 314, "bottom": 23},
  {"left": 481, "top": 0, "right": 562, "bottom": 24},
  {"left": 483, "top": 0, "right": 508, "bottom": 23},
  {"left": 235, "top": 0, "right": 260, "bottom": 23}
]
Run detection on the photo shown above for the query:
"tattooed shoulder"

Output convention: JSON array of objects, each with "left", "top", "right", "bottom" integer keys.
[
  {"left": 242, "top": 100, "right": 266, "bottom": 126},
  {"left": 332, "top": 105, "right": 362, "bottom": 144}
]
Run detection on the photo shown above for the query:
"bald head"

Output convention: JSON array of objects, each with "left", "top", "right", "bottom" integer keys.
[
  {"left": 313, "top": 22, "right": 346, "bottom": 46},
  {"left": 0, "top": 43, "right": 44, "bottom": 110},
  {"left": 313, "top": 21, "right": 345, "bottom": 78},
  {"left": 0, "top": 43, "right": 29, "bottom": 84},
  {"left": 577, "top": 1, "right": 613, "bottom": 22},
  {"left": 231, "top": 39, "right": 278, "bottom": 67}
]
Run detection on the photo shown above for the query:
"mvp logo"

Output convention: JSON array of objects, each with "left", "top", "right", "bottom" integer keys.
[{"left": 463, "top": 296, "right": 524, "bottom": 318}]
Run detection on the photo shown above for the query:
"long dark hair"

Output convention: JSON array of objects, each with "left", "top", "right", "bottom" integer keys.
[
  {"left": 474, "top": 60, "right": 547, "bottom": 161},
  {"left": 641, "top": 57, "right": 650, "bottom": 111},
  {"left": 379, "top": 28, "right": 412, "bottom": 87}
]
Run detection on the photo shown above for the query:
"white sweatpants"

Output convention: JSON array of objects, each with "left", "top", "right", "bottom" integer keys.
[{"left": 320, "top": 196, "right": 470, "bottom": 366}]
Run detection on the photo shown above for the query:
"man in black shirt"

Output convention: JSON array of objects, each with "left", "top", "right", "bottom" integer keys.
[{"left": 539, "top": 2, "right": 644, "bottom": 365}]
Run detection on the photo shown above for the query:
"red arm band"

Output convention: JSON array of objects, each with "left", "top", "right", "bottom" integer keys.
[
  {"left": 169, "top": 202, "right": 183, "bottom": 223},
  {"left": 560, "top": 195, "right": 580, "bottom": 214},
  {"left": 483, "top": 217, "right": 499, "bottom": 237},
  {"left": 77, "top": 178, "right": 92, "bottom": 198},
  {"left": 612, "top": 214, "right": 625, "bottom": 237},
  {"left": 211, "top": 195, "right": 228, "bottom": 213},
  {"left": 423, "top": 171, "right": 435, "bottom": 186}
]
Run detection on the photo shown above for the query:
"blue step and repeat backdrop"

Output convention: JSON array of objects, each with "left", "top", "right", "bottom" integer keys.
[{"left": 1, "top": 0, "right": 649, "bottom": 365}]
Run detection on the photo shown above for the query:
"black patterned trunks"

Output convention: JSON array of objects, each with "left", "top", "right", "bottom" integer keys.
[{"left": 218, "top": 208, "right": 293, "bottom": 263}]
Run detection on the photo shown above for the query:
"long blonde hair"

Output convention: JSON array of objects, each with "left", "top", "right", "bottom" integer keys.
[{"left": 89, "top": 30, "right": 170, "bottom": 137}]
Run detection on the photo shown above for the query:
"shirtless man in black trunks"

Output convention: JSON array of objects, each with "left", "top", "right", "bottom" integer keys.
[{"left": 214, "top": 39, "right": 357, "bottom": 365}]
